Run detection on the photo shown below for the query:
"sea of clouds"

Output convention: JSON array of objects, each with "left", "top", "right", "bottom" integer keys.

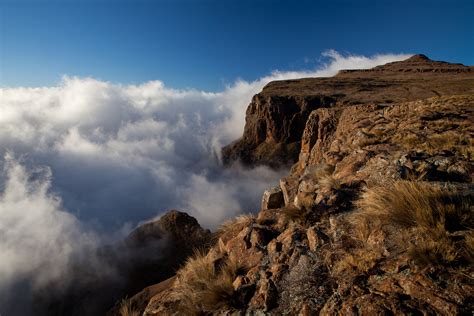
[{"left": 0, "top": 51, "right": 410, "bottom": 314}]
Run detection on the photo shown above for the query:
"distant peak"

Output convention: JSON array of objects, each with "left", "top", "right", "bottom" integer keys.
[{"left": 405, "top": 54, "right": 431, "bottom": 62}]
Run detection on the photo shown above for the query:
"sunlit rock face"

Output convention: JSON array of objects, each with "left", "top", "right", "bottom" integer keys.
[{"left": 222, "top": 55, "right": 474, "bottom": 168}]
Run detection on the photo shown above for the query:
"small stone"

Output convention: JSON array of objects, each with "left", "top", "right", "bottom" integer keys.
[
  {"left": 267, "top": 240, "right": 282, "bottom": 257},
  {"left": 261, "top": 186, "right": 284, "bottom": 210},
  {"left": 306, "top": 226, "right": 322, "bottom": 251},
  {"left": 447, "top": 161, "right": 472, "bottom": 181},
  {"left": 233, "top": 275, "right": 247, "bottom": 290},
  {"left": 280, "top": 176, "right": 299, "bottom": 206}
]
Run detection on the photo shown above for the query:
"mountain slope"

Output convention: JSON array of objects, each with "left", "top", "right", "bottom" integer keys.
[{"left": 113, "top": 55, "right": 474, "bottom": 315}]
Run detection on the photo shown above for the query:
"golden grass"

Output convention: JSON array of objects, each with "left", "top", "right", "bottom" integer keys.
[
  {"left": 318, "top": 175, "right": 342, "bottom": 191},
  {"left": 173, "top": 249, "right": 248, "bottom": 314},
  {"left": 464, "top": 232, "right": 474, "bottom": 263},
  {"left": 408, "top": 232, "right": 459, "bottom": 267},
  {"left": 355, "top": 181, "right": 472, "bottom": 232},
  {"left": 119, "top": 299, "right": 140, "bottom": 316},
  {"left": 354, "top": 180, "right": 473, "bottom": 267},
  {"left": 303, "top": 163, "right": 334, "bottom": 181},
  {"left": 333, "top": 247, "right": 383, "bottom": 274},
  {"left": 355, "top": 134, "right": 383, "bottom": 148}
]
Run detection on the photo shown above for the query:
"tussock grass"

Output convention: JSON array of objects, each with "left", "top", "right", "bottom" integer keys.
[
  {"left": 119, "top": 299, "right": 140, "bottom": 316},
  {"left": 356, "top": 181, "right": 472, "bottom": 232},
  {"left": 464, "top": 232, "right": 474, "bottom": 263},
  {"left": 174, "top": 249, "right": 248, "bottom": 314},
  {"left": 333, "top": 247, "right": 383, "bottom": 274},
  {"left": 318, "top": 175, "right": 342, "bottom": 191},
  {"left": 354, "top": 180, "right": 473, "bottom": 267},
  {"left": 408, "top": 232, "right": 459, "bottom": 267},
  {"left": 303, "top": 163, "right": 334, "bottom": 181}
]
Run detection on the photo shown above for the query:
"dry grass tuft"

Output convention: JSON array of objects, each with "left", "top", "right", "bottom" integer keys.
[
  {"left": 303, "top": 163, "right": 334, "bottom": 181},
  {"left": 464, "top": 232, "right": 474, "bottom": 263},
  {"left": 280, "top": 204, "right": 309, "bottom": 224},
  {"left": 173, "top": 249, "right": 248, "bottom": 314},
  {"left": 354, "top": 180, "right": 473, "bottom": 267},
  {"left": 119, "top": 299, "right": 140, "bottom": 316},
  {"left": 333, "top": 247, "right": 383, "bottom": 274},
  {"left": 318, "top": 175, "right": 342, "bottom": 191},
  {"left": 408, "top": 232, "right": 459, "bottom": 267},
  {"left": 355, "top": 134, "right": 383, "bottom": 148},
  {"left": 355, "top": 181, "right": 472, "bottom": 232}
]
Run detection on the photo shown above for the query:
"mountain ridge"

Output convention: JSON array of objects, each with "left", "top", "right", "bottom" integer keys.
[
  {"left": 222, "top": 54, "right": 474, "bottom": 168},
  {"left": 111, "top": 55, "right": 474, "bottom": 315}
]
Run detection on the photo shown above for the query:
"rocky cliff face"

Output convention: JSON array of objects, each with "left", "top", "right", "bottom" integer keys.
[
  {"left": 112, "top": 56, "right": 474, "bottom": 315},
  {"left": 222, "top": 55, "right": 474, "bottom": 168}
]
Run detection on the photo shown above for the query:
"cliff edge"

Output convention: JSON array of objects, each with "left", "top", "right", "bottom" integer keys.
[
  {"left": 113, "top": 55, "right": 474, "bottom": 315},
  {"left": 222, "top": 55, "right": 474, "bottom": 168}
]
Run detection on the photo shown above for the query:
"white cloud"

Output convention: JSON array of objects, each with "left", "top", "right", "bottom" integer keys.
[
  {"left": 0, "top": 51, "right": 410, "bottom": 314},
  {"left": 0, "top": 153, "right": 104, "bottom": 314},
  {"left": 0, "top": 51, "right": 411, "bottom": 229}
]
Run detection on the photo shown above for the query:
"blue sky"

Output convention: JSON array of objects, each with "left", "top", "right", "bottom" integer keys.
[{"left": 1, "top": 0, "right": 473, "bottom": 91}]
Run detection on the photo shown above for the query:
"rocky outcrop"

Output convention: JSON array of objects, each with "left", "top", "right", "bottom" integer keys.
[
  {"left": 107, "top": 210, "right": 213, "bottom": 315},
  {"left": 115, "top": 56, "right": 474, "bottom": 315},
  {"left": 222, "top": 55, "right": 474, "bottom": 168},
  {"left": 120, "top": 210, "right": 214, "bottom": 295},
  {"left": 294, "top": 95, "right": 474, "bottom": 183},
  {"left": 222, "top": 94, "right": 336, "bottom": 168}
]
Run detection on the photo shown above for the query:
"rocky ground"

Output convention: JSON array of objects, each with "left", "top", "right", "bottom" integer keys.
[{"left": 111, "top": 55, "right": 473, "bottom": 315}]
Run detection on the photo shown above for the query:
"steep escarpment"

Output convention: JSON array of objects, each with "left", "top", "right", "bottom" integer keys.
[
  {"left": 222, "top": 55, "right": 474, "bottom": 168},
  {"left": 113, "top": 56, "right": 474, "bottom": 315}
]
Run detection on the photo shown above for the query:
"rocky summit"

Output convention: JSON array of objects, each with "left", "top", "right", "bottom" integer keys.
[
  {"left": 222, "top": 54, "right": 474, "bottom": 168},
  {"left": 112, "top": 55, "right": 474, "bottom": 315}
]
